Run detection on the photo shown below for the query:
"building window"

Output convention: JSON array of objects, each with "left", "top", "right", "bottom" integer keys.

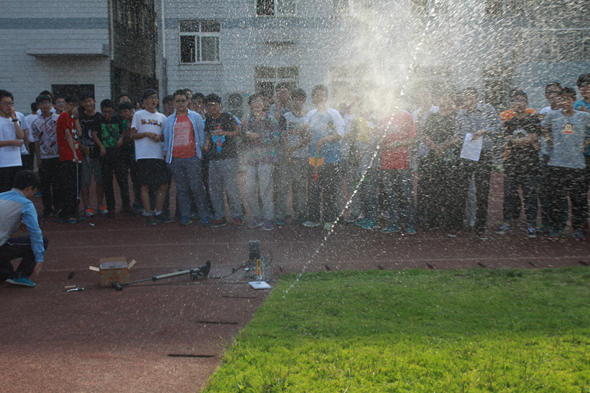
[
  {"left": 411, "top": 0, "right": 448, "bottom": 15},
  {"left": 485, "top": 0, "right": 523, "bottom": 15},
  {"left": 257, "top": 0, "right": 296, "bottom": 16},
  {"left": 52, "top": 85, "right": 95, "bottom": 101},
  {"left": 254, "top": 67, "right": 299, "bottom": 95},
  {"left": 334, "top": 0, "right": 372, "bottom": 14},
  {"left": 180, "top": 21, "right": 220, "bottom": 63},
  {"left": 515, "top": 29, "right": 590, "bottom": 63},
  {"left": 482, "top": 65, "right": 507, "bottom": 110}
]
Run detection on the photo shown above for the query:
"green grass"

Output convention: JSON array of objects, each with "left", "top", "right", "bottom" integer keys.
[{"left": 203, "top": 267, "right": 590, "bottom": 392}]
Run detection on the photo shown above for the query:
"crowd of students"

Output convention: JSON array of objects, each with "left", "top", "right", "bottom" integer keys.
[{"left": 1, "top": 72, "right": 590, "bottom": 241}]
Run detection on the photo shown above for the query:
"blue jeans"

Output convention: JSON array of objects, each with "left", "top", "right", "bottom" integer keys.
[
  {"left": 208, "top": 158, "right": 244, "bottom": 220},
  {"left": 503, "top": 171, "right": 537, "bottom": 227},
  {"left": 361, "top": 166, "right": 381, "bottom": 221},
  {"left": 382, "top": 169, "right": 416, "bottom": 229},
  {"left": 167, "top": 156, "right": 210, "bottom": 219},
  {"left": 246, "top": 164, "right": 274, "bottom": 220}
]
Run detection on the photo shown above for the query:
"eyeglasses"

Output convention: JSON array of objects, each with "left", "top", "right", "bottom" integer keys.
[
  {"left": 0, "top": 101, "right": 14, "bottom": 107},
  {"left": 145, "top": 96, "right": 158, "bottom": 101},
  {"left": 206, "top": 103, "right": 220, "bottom": 107},
  {"left": 175, "top": 99, "right": 187, "bottom": 104}
]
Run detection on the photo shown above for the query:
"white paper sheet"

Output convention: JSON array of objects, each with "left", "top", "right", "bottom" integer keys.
[{"left": 460, "top": 133, "right": 483, "bottom": 162}]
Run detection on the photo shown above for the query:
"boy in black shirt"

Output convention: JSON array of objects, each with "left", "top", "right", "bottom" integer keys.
[
  {"left": 94, "top": 99, "right": 133, "bottom": 217},
  {"left": 495, "top": 89, "right": 541, "bottom": 238},
  {"left": 203, "top": 94, "right": 244, "bottom": 227},
  {"left": 79, "top": 91, "right": 106, "bottom": 216}
]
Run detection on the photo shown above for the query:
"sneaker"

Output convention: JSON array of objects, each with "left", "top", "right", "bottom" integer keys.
[
  {"left": 121, "top": 205, "right": 135, "bottom": 215},
  {"left": 233, "top": 217, "right": 242, "bottom": 228},
  {"left": 42, "top": 211, "right": 53, "bottom": 219},
  {"left": 154, "top": 213, "right": 174, "bottom": 224},
  {"left": 106, "top": 211, "right": 115, "bottom": 219},
  {"left": 58, "top": 218, "right": 67, "bottom": 224},
  {"left": 98, "top": 205, "right": 108, "bottom": 215},
  {"left": 33, "top": 191, "right": 42, "bottom": 198},
  {"left": 474, "top": 231, "right": 488, "bottom": 241},
  {"left": 246, "top": 218, "right": 264, "bottom": 229},
  {"left": 346, "top": 215, "right": 359, "bottom": 224},
  {"left": 132, "top": 202, "right": 142, "bottom": 213},
  {"left": 495, "top": 223, "right": 512, "bottom": 235},
  {"left": 354, "top": 218, "right": 369, "bottom": 227},
  {"left": 179, "top": 216, "right": 192, "bottom": 226},
  {"left": 526, "top": 227, "right": 537, "bottom": 239},
  {"left": 537, "top": 223, "right": 550, "bottom": 234},
  {"left": 548, "top": 229, "right": 560, "bottom": 241},
  {"left": 85, "top": 207, "right": 94, "bottom": 217},
  {"left": 573, "top": 229, "right": 586, "bottom": 241},
  {"left": 5, "top": 277, "right": 36, "bottom": 287},
  {"left": 406, "top": 227, "right": 416, "bottom": 235},
  {"left": 302, "top": 221, "right": 320, "bottom": 228},
  {"left": 210, "top": 218, "right": 227, "bottom": 228},
  {"left": 362, "top": 219, "right": 379, "bottom": 230},
  {"left": 274, "top": 218, "right": 284, "bottom": 226},
  {"left": 381, "top": 223, "right": 401, "bottom": 233},
  {"left": 67, "top": 217, "right": 79, "bottom": 224},
  {"left": 262, "top": 220, "right": 274, "bottom": 231},
  {"left": 324, "top": 222, "right": 334, "bottom": 231},
  {"left": 447, "top": 229, "right": 461, "bottom": 238},
  {"left": 201, "top": 217, "right": 211, "bottom": 227},
  {"left": 146, "top": 214, "right": 156, "bottom": 226}
]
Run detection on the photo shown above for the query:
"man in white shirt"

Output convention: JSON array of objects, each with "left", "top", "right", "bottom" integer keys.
[
  {"left": 0, "top": 90, "right": 26, "bottom": 193},
  {"left": 130, "top": 89, "right": 171, "bottom": 226}
]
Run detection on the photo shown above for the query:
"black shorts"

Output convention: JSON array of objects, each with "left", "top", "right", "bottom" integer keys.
[{"left": 137, "top": 159, "right": 171, "bottom": 186}]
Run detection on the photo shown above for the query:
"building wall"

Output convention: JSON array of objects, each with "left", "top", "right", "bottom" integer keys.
[{"left": 0, "top": 1, "right": 112, "bottom": 113}]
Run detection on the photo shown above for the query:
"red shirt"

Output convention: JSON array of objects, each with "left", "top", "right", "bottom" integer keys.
[
  {"left": 56, "top": 112, "right": 82, "bottom": 162},
  {"left": 380, "top": 111, "right": 417, "bottom": 170},
  {"left": 172, "top": 114, "right": 197, "bottom": 158}
]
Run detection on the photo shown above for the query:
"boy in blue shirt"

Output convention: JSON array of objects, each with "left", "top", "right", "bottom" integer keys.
[{"left": 0, "top": 170, "right": 48, "bottom": 287}]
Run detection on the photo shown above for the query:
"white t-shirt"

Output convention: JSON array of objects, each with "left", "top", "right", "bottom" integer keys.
[
  {"left": 22, "top": 113, "right": 38, "bottom": 155},
  {"left": 539, "top": 106, "right": 561, "bottom": 116},
  {"left": 0, "top": 113, "right": 26, "bottom": 168},
  {"left": 36, "top": 107, "right": 56, "bottom": 116},
  {"left": 131, "top": 109, "right": 167, "bottom": 160}
]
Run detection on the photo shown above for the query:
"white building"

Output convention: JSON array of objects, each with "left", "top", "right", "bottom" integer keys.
[{"left": 2, "top": 0, "right": 589, "bottom": 114}]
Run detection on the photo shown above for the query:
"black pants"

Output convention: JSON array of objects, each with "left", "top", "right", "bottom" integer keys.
[
  {"left": 101, "top": 149, "right": 130, "bottom": 211},
  {"left": 59, "top": 161, "right": 81, "bottom": 219},
  {"left": 39, "top": 157, "right": 61, "bottom": 215},
  {"left": 308, "top": 162, "right": 342, "bottom": 223},
  {"left": 548, "top": 166, "right": 588, "bottom": 230},
  {"left": 120, "top": 147, "right": 141, "bottom": 205},
  {"left": 448, "top": 151, "right": 492, "bottom": 232},
  {"left": 421, "top": 156, "right": 458, "bottom": 229},
  {"left": 0, "top": 236, "right": 49, "bottom": 281},
  {"left": 0, "top": 166, "right": 22, "bottom": 193}
]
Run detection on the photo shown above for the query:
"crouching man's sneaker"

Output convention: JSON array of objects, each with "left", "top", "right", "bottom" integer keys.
[{"left": 6, "top": 277, "right": 36, "bottom": 287}]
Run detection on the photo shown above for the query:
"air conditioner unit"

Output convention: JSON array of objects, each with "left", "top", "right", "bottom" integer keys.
[{"left": 226, "top": 92, "right": 250, "bottom": 121}]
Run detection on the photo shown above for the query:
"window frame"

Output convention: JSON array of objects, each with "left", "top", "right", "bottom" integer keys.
[
  {"left": 410, "top": 0, "right": 449, "bottom": 16},
  {"left": 256, "top": 0, "right": 297, "bottom": 17},
  {"left": 333, "top": 0, "right": 373, "bottom": 15},
  {"left": 484, "top": 0, "right": 524, "bottom": 15},
  {"left": 254, "top": 66, "right": 300, "bottom": 95},
  {"left": 179, "top": 20, "right": 221, "bottom": 65}
]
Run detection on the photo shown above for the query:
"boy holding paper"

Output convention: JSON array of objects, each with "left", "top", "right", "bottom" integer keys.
[{"left": 450, "top": 88, "right": 502, "bottom": 240}]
